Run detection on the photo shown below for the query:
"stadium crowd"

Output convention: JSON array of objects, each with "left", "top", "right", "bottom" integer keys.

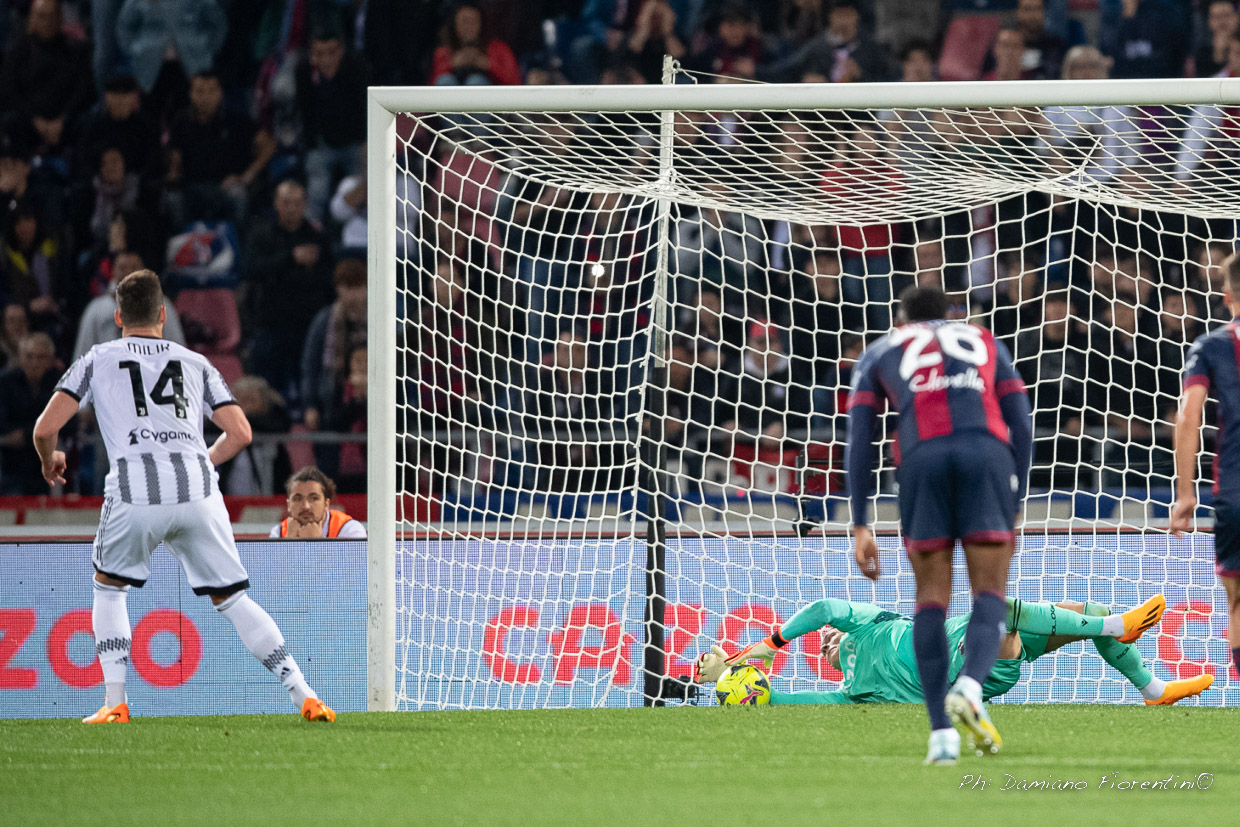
[{"left": 0, "top": 0, "right": 1231, "bottom": 502}]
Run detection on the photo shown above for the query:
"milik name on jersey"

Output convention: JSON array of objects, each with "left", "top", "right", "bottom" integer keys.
[
  {"left": 127, "top": 427, "right": 196, "bottom": 445},
  {"left": 908, "top": 367, "right": 986, "bottom": 394}
]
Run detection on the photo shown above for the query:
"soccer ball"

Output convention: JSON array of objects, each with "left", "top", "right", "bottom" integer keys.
[{"left": 715, "top": 665, "right": 771, "bottom": 706}]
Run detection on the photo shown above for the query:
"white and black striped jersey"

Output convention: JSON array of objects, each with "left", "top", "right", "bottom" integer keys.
[{"left": 56, "top": 337, "right": 238, "bottom": 505}]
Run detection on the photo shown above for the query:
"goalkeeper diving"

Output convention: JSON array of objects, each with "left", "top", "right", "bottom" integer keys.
[{"left": 694, "top": 594, "right": 1211, "bottom": 709}]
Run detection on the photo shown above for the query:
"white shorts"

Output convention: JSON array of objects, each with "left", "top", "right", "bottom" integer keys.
[{"left": 93, "top": 491, "right": 250, "bottom": 596}]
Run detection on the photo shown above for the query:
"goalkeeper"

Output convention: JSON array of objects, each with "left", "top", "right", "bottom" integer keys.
[{"left": 694, "top": 595, "right": 1211, "bottom": 707}]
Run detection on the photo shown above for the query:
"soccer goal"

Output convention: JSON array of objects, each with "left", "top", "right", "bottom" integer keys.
[{"left": 367, "top": 67, "right": 1240, "bottom": 711}]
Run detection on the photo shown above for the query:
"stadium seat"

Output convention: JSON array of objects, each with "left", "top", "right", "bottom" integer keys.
[
  {"left": 238, "top": 505, "right": 286, "bottom": 525},
  {"left": 938, "top": 14, "right": 1003, "bottom": 82},
  {"left": 23, "top": 509, "right": 100, "bottom": 528},
  {"left": 174, "top": 288, "right": 244, "bottom": 384},
  {"left": 285, "top": 424, "right": 317, "bottom": 473}
]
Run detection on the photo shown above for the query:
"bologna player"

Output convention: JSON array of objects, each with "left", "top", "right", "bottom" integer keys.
[
  {"left": 32, "top": 270, "right": 335, "bottom": 724},
  {"left": 844, "top": 285, "right": 1033, "bottom": 763},
  {"left": 1172, "top": 250, "right": 1240, "bottom": 681},
  {"left": 696, "top": 594, "right": 1195, "bottom": 709}
]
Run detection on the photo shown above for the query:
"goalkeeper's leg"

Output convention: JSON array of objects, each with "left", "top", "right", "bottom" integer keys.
[
  {"left": 1078, "top": 601, "right": 1212, "bottom": 705},
  {"left": 1005, "top": 595, "right": 1166, "bottom": 644}
]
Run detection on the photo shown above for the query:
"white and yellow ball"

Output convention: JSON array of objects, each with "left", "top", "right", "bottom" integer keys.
[{"left": 715, "top": 664, "right": 771, "bottom": 706}]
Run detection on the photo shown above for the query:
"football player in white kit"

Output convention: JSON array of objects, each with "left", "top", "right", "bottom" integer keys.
[{"left": 33, "top": 270, "right": 336, "bottom": 724}]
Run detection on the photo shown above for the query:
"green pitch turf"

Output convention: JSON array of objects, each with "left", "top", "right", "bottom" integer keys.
[{"left": 3, "top": 705, "right": 1236, "bottom": 825}]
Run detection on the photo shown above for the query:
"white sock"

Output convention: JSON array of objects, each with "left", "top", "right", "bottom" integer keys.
[
  {"left": 953, "top": 675, "right": 982, "bottom": 701},
  {"left": 1139, "top": 676, "right": 1167, "bottom": 701},
  {"left": 1101, "top": 615, "right": 1124, "bottom": 637},
  {"left": 92, "top": 580, "right": 131, "bottom": 707},
  {"left": 216, "top": 592, "right": 316, "bottom": 708}
]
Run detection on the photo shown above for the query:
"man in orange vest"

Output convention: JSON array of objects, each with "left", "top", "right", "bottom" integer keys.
[{"left": 271, "top": 466, "right": 366, "bottom": 539}]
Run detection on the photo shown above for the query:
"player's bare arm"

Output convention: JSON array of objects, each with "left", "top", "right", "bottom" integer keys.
[
  {"left": 1171, "top": 383, "right": 1208, "bottom": 536},
  {"left": 32, "top": 391, "right": 80, "bottom": 486},
  {"left": 852, "top": 524, "right": 879, "bottom": 580},
  {"left": 208, "top": 402, "right": 253, "bottom": 467}
]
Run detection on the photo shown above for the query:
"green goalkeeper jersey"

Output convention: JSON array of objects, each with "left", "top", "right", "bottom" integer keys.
[{"left": 831, "top": 602, "right": 1026, "bottom": 703}]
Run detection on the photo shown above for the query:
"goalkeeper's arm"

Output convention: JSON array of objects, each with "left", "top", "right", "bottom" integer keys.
[{"left": 695, "top": 598, "right": 888, "bottom": 683}]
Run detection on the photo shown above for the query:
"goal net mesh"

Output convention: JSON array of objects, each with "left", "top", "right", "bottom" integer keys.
[{"left": 393, "top": 84, "right": 1232, "bottom": 710}]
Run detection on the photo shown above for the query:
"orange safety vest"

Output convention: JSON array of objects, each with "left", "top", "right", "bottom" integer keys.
[{"left": 279, "top": 509, "right": 355, "bottom": 538}]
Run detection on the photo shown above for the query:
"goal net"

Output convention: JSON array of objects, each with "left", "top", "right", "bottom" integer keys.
[{"left": 368, "top": 74, "right": 1237, "bottom": 711}]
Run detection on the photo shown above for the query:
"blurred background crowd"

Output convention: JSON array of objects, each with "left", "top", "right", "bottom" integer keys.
[{"left": 0, "top": 0, "right": 1232, "bottom": 504}]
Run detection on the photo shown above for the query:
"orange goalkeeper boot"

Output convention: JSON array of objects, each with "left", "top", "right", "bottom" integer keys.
[
  {"left": 1118, "top": 594, "right": 1166, "bottom": 644},
  {"left": 301, "top": 697, "right": 336, "bottom": 722},
  {"left": 1144, "top": 673, "right": 1214, "bottom": 706},
  {"left": 82, "top": 702, "right": 130, "bottom": 724}
]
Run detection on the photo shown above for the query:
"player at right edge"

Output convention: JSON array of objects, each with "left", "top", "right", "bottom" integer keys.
[
  {"left": 1171, "top": 251, "right": 1240, "bottom": 682},
  {"left": 845, "top": 286, "right": 1034, "bottom": 765}
]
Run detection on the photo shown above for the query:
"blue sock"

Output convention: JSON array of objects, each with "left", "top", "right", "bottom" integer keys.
[
  {"left": 913, "top": 604, "right": 951, "bottom": 731},
  {"left": 961, "top": 591, "right": 1008, "bottom": 685}
]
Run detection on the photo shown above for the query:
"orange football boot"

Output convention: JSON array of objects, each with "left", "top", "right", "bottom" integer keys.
[
  {"left": 82, "top": 703, "right": 130, "bottom": 724},
  {"left": 301, "top": 697, "right": 336, "bottom": 722}
]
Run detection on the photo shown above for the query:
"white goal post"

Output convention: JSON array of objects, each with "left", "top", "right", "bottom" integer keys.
[{"left": 367, "top": 75, "right": 1240, "bottom": 712}]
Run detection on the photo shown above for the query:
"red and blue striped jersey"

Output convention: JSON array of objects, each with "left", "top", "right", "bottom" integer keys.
[
  {"left": 1182, "top": 320, "right": 1240, "bottom": 500},
  {"left": 847, "top": 320, "right": 1027, "bottom": 462}
]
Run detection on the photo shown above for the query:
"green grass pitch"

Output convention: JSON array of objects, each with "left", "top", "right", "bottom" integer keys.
[{"left": 3, "top": 705, "right": 1237, "bottom": 825}]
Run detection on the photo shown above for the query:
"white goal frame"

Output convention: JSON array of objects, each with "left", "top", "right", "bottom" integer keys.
[{"left": 365, "top": 77, "right": 1240, "bottom": 712}]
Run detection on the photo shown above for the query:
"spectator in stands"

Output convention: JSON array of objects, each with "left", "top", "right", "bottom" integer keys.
[
  {"left": 296, "top": 25, "right": 368, "bottom": 223},
  {"left": 165, "top": 70, "right": 275, "bottom": 228},
  {"left": 324, "top": 345, "right": 366, "bottom": 493},
  {"left": 74, "top": 75, "right": 162, "bottom": 184},
  {"left": 1014, "top": 0, "right": 1067, "bottom": 79},
  {"left": 1102, "top": 0, "right": 1191, "bottom": 80},
  {"left": 77, "top": 206, "right": 164, "bottom": 303},
  {"left": 0, "top": 0, "right": 95, "bottom": 159},
  {"left": 1187, "top": 240, "right": 1233, "bottom": 327},
  {"left": 1042, "top": 46, "right": 1141, "bottom": 184},
  {"left": 1195, "top": 0, "right": 1240, "bottom": 77},
  {"left": 1014, "top": 291, "right": 1088, "bottom": 489},
  {"left": 0, "top": 303, "right": 29, "bottom": 370},
  {"left": 670, "top": 194, "right": 768, "bottom": 328},
  {"left": 528, "top": 330, "right": 607, "bottom": 493},
  {"left": 216, "top": 374, "right": 291, "bottom": 496},
  {"left": 899, "top": 39, "right": 936, "bottom": 82},
  {"left": 762, "top": 0, "right": 892, "bottom": 83},
  {"left": 301, "top": 259, "right": 367, "bottom": 475},
  {"left": 717, "top": 320, "right": 805, "bottom": 453},
  {"left": 821, "top": 121, "right": 900, "bottom": 332},
  {"left": 0, "top": 204, "right": 65, "bottom": 344},
  {"left": 626, "top": 0, "right": 687, "bottom": 83},
  {"left": 567, "top": 0, "right": 647, "bottom": 84},
  {"left": 72, "top": 250, "right": 184, "bottom": 361},
  {"left": 0, "top": 134, "right": 58, "bottom": 235},
  {"left": 328, "top": 159, "right": 366, "bottom": 256},
  {"left": 691, "top": 2, "right": 767, "bottom": 79},
  {"left": 790, "top": 248, "right": 851, "bottom": 368},
  {"left": 0, "top": 331, "right": 61, "bottom": 493},
  {"left": 70, "top": 148, "right": 148, "bottom": 257},
  {"left": 430, "top": 2, "right": 522, "bottom": 86},
  {"left": 1101, "top": 298, "right": 1161, "bottom": 491},
  {"left": 116, "top": 0, "right": 228, "bottom": 122},
  {"left": 983, "top": 28, "right": 1028, "bottom": 81},
  {"left": 1174, "top": 32, "right": 1240, "bottom": 182},
  {"left": 270, "top": 465, "right": 366, "bottom": 538},
  {"left": 243, "top": 179, "right": 334, "bottom": 402},
  {"left": 670, "top": 288, "right": 728, "bottom": 425}
]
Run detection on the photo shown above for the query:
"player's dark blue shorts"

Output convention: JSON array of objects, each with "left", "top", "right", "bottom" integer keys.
[
  {"left": 895, "top": 433, "right": 1018, "bottom": 553},
  {"left": 1212, "top": 500, "right": 1240, "bottom": 578}
]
